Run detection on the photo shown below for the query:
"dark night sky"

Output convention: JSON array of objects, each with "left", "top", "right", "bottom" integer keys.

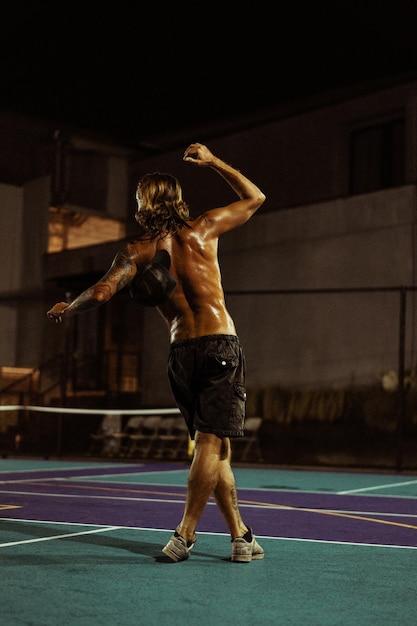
[{"left": 1, "top": 1, "right": 417, "bottom": 149}]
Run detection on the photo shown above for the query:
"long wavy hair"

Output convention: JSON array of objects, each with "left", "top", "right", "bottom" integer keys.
[{"left": 135, "top": 172, "right": 191, "bottom": 240}]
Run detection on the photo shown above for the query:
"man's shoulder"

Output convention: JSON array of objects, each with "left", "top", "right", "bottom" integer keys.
[{"left": 187, "top": 212, "right": 216, "bottom": 228}]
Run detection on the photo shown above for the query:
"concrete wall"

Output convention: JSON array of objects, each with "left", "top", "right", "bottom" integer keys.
[{"left": 222, "top": 185, "right": 416, "bottom": 388}]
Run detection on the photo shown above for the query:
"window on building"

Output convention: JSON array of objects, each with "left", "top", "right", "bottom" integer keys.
[{"left": 349, "top": 118, "right": 405, "bottom": 194}]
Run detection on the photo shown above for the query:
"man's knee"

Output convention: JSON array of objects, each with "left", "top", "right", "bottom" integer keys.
[{"left": 195, "top": 431, "right": 220, "bottom": 446}]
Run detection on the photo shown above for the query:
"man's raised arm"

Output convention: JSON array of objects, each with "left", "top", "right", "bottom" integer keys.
[{"left": 183, "top": 143, "right": 266, "bottom": 207}]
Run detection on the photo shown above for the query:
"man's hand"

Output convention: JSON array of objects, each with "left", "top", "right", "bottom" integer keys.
[
  {"left": 183, "top": 143, "right": 215, "bottom": 167},
  {"left": 47, "top": 302, "right": 69, "bottom": 323}
]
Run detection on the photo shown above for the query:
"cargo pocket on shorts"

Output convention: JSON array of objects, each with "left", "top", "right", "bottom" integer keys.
[{"left": 231, "top": 382, "right": 246, "bottom": 425}]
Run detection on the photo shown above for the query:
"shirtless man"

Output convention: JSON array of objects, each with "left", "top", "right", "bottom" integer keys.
[{"left": 47, "top": 143, "right": 266, "bottom": 562}]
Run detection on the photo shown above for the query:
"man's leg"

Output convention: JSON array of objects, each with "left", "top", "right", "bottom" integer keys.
[
  {"left": 214, "top": 438, "right": 265, "bottom": 562},
  {"left": 174, "top": 433, "right": 249, "bottom": 541},
  {"left": 175, "top": 430, "right": 223, "bottom": 542},
  {"left": 212, "top": 437, "right": 248, "bottom": 539},
  {"left": 162, "top": 430, "right": 223, "bottom": 561},
  {"left": 162, "top": 430, "right": 265, "bottom": 562}
]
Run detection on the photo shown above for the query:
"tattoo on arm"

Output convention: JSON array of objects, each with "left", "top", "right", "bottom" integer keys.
[{"left": 65, "top": 245, "right": 136, "bottom": 316}]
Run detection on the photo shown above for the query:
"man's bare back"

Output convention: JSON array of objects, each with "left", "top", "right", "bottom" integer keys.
[{"left": 128, "top": 222, "right": 234, "bottom": 343}]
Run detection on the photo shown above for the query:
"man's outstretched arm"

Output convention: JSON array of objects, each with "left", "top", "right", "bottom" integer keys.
[{"left": 47, "top": 245, "right": 136, "bottom": 323}]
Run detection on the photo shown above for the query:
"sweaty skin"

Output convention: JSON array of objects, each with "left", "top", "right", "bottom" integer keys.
[
  {"left": 142, "top": 221, "right": 234, "bottom": 341},
  {"left": 47, "top": 143, "right": 265, "bottom": 346}
]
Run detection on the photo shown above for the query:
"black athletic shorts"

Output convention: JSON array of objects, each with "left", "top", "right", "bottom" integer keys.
[{"left": 167, "top": 334, "right": 246, "bottom": 439}]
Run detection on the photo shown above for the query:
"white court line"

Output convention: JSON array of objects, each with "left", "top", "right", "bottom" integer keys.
[
  {"left": 338, "top": 479, "right": 417, "bottom": 495},
  {"left": 272, "top": 536, "right": 417, "bottom": 550},
  {"left": 70, "top": 469, "right": 188, "bottom": 481},
  {"left": 0, "top": 525, "right": 121, "bottom": 548},
  {"left": 0, "top": 463, "right": 141, "bottom": 484},
  {"left": 1, "top": 519, "right": 416, "bottom": 551},
  {"left": 0, "top": 463, "right": 144, "bottom": 484}
]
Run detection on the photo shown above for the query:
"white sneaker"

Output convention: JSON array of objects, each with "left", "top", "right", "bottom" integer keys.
[
  {"left": 162, "top": 530, "right": 197, "bottom": 562},
  {"left": 231, "top": 527, "right": 265, "bottom": 563}
]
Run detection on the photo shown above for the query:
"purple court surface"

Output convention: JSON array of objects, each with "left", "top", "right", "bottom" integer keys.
[{"left": 1, "top": 460, "right": 417, "bottom": 548}]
